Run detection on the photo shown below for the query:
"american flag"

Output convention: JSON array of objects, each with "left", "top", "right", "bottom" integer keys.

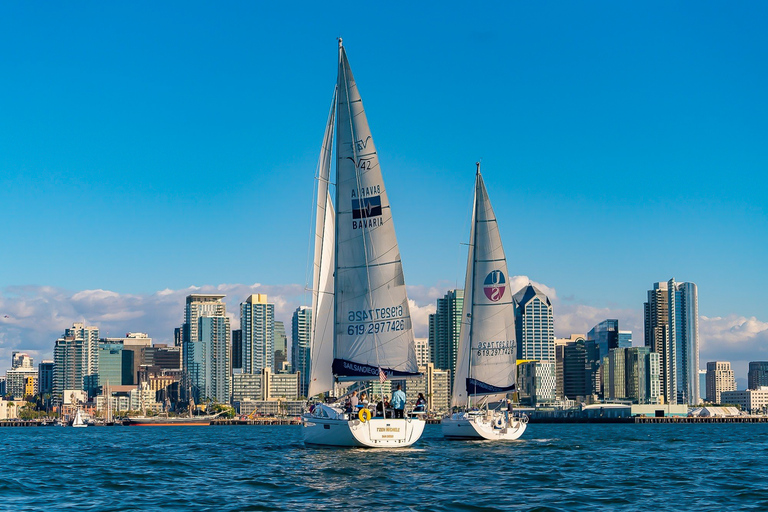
[{"left": 378, "top": 367, "right": 387, "bottom": 383}]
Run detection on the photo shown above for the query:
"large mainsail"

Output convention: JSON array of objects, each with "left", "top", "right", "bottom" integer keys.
[
  {"left": 451, "top": 165, "right": 517, "bottom": 407},
  {"left": 308, "top": 89, "right": 337, "bottom": 398},
  {"left": 331, "top": 41, "right": 419, "bottom": 380}
]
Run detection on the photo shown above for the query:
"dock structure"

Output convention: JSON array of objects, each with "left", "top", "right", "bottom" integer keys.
[{"left": 211, "top": 417, "right": 302, "bottom": 426}]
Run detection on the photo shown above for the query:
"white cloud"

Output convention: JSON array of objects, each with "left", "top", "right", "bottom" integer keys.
[{"left": 1, "top": 280, "right": 765, "bottom": 380}]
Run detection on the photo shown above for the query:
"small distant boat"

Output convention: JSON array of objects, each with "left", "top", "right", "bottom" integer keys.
[
  {"left": 441, "top": 164, "right": 528, "bottom": 441},
  {"left": 72, "top": 409, "right": 88, "bottom": 428}
]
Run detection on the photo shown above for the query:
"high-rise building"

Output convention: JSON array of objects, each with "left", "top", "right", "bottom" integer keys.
[
  {"left": 183, "top": 294, "right": 231, "bottom": 404},
  {"left": 38, "top": 360, "right": 54, "bottom": 396},
  {"left": 748, "top": 362, "right": 768, "bottom": 390},
  {"left": 602, "top": 347, "right": 660, "bottom": 404},
  {"left": 512, "top": 284, "right": 554, "bottom": 361},
  {"left": 12, "top": 352, "right": 33, "bottom": 369},
  {"left": 414, "top": 338, "right": 431, "bottom": 367},
  {"left": 428, "top": 289, "right": 464, "bottom": 389},
  {"left": 555, "top": 335, "right": 585, "bottom": 400},
  {"left": 619, "top": 331, "right": 632, "bottom": 349},
  {"left": 232, "top": 329, "right": 243, "bottom": 371},
  {"left": 706, "top": 361, "right": 736, "bottom": 405},
  {"left": 587, "top": 320, "right": 632, "bottom": 361},
  {"left": 291, "top": 306, "right": 312, "bottom": 398},
  {"left": 644, "top": 279, "right": 700, "bottom": 405},
  {"left": 97, "top": 342, "right": 131, "bottom": 392},
  {"left": 625, "top": 347, "right": 660, "bottom": 405},
  {"left": 518, "top": 360, "right": 556, "bottom": 406},
  {"left": 274, "top": 320, "right": 287, "bottom": 373},
  {"left": 241, "top": 294, "right": 274, "bottom": 376},
  {"left": 100, "top": 333, "right": 152, "bottom": 385},
  {"left": 53, "top": 322, "right": 99, "bottom": 403}
]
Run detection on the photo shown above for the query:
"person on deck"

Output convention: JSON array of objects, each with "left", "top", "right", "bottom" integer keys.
[
  {"left": 347, "top": 390, "right": 359, "bottom": 414},
  {"left": 414, "top": 393, "right": 427, "bottom": 413},
  {"left": 391, "top": 385, "right": 406, "bottom": 419}
]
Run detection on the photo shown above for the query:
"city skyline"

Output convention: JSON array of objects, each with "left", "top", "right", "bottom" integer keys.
[{"left": 1, "top": 4, "right": 766, "bottom": 378}]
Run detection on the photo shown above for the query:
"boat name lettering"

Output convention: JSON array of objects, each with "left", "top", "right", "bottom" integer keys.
[
  {"left": 348, "top": 306, "right": 404, "bottom": 322},
  {"left": 347, "top": 320, "right": 405, "bottom": 336},
  {"left": 376, "top": 427, "right": 401, "bottom": 432},
  {"left": 350, "top": 184, "right": 381, "bottom": 198}
]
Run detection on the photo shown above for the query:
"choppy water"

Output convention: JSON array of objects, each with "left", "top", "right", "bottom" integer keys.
[{"left": 3, "top": 423, "right": 768, "bottom": 511}]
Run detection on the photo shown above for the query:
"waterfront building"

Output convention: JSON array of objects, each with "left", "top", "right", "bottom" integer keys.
[
  {"left": 555, "top": 335, "right": 585, "bottom": 400},
  {"left": 183, "top": 294, "right": 231, "bottom": 405},
  {"left": 0, "top": 399, "right": 20, "bottom": 420},
  {"left": 12, "top": 352, "right": 33, "bottom": 369},
  {"left": 235, "top": 399, "right": 305, "bottom": 417},
  {"left": 644, "top": 279, "right": 700, "bottom": 405},
  {"left": 748, "top": 362, "right": 768, "bottom": 390},
  {"left": 414, "top": 337, "right": 430, "bottom": 367},
  {"left": 291, "top": 306, "right": 312, "bottom": 398},
  {"left": 232, "top": 329, "right": 243, "bottom": 371},
  {"left": 720, "top": 388, "right": 768, "bottom": 414},
  {"left": 129, "top": 382, "right": 162, "bottom": 413},
  {"left": 0, "top": 376, "right": 5, "bottom": 396},
  {"left": 232, "top": 371, "right": 262, "bottom": 403},
  {"left": 602, "top": 347, "right": 660, "bottom": 404},
  {"left": 95, "top": 394, "right": 130, "bottom": 415},
  {"left": 263, "top": 368, "right": 300, "bottom": 401},
  {"left": 38, "top": 360, "right": 54, "bottom": 396},
  {"left": 626, "top": 347, "right": 661, "bottom": 404},
  {"left": 518, "top": 360, "right": 556, "bottom": 406},
  {"left": 5, "top": 366, "right": 38, "bottom": 399},
  {"left": 274, "top": 320, "right": 287, "bottom": 373},
  {"left": 706, "top": 361, "right": 736, "bottom": 405},
  {"left": 512, "top": 284, "right": 554, "bottom": 361},
  {"left": 604, "top": 349, "right": 627, "bottom": 399},
  {"left": 53, "top": 322, "right": 100, "bottom": 404},
  {"left": 241, "top": 294, "right": 274, "bottom": 375},
  {"left": 428, "top": 289, "right": 464, "bottom": 392}
]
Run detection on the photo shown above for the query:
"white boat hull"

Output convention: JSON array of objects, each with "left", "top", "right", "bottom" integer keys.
[
  {"left": 442, "top": 411, "right": 527, "bottom": 441},
  {"left": 303, "top": 405, "right": 425, "bottom": 448}
]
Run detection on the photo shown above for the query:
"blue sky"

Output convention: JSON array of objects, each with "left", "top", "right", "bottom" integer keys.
[{"left": 1, "top": 2, "right": 767, "bottom": 376}]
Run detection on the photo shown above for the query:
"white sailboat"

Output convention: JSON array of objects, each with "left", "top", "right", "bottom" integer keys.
[
  {"left": 302, "top": 39, "right": 425, "bottom": 448},
  {"left": 442, "top": 163, "right": 528, "bottom": 441},
  {"left": 72, "top": 409, "right": 88, "bottom": 428}
]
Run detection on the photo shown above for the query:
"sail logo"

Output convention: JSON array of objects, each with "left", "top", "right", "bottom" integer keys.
[
  {"left": 352, "top": 195, "right": 383, "bottom": 229},
  {"left": 352, "top": 196, "right": 382, "bottom": 219},
  {"left": 483, "top": 270, "right": 506, "bottom": 302}
]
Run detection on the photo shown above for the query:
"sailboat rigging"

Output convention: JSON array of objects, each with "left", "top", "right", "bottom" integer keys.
[
  {"left": 302, "top": 39, "right": 425, "bottom": 448},
  {"left": 442, "top": 163, "right": 528, "bottom": 441}
]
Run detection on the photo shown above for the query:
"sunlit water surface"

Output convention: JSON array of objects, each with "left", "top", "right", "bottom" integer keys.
[{"left": 3, "top": 423, "right": 768, "bottom": 511}]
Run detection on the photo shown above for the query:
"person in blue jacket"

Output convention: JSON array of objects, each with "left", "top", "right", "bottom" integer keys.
[{"left": 391, "top": 384, "right": 407, "bottom": 419}]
